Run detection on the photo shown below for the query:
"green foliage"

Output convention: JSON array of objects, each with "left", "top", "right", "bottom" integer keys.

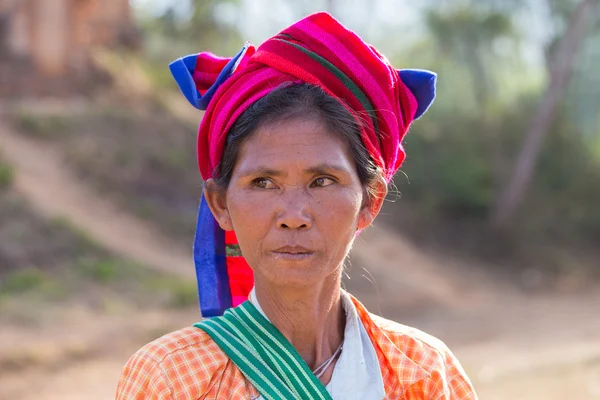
[
  {"left": 168, "top": 281, "right": 198, "bottom": 308},
  {"left": 0, "top": 268, "right": 66, "bottom": 300},
  {"left": 15, "top": 112, "right": 72, "bottom": 138},
  {"left": 144, "top": 277, "right": 198, "bottom": 308},
  {"left": 0, "top": 159, "right": 14, "bottom": 189},
  {"left": 0, "top": 269, "right": 47, "bottom": 294},
  {"left": 0, "top": 184, "right": 193, "bottom": 311},
  {"left": 530, "top": 114, "right": 600, "bottom": 241},
  {"left": 49, "top": 217, "right": 99, "bottom": 250},
  {"left": 425, "top": 7, "right": 518, "bottom": 108},
  {"left": 136, "top": 0, "right": 243, "bottom": 89},
  {"left": 400, "top": 113, "right": 494, "bottom": 217},
  {"left": 75, "top": 258, "right": 129, "bottom": 283},
  {"left": 164, "top": 149, "right": 190, "bottom": 169}
]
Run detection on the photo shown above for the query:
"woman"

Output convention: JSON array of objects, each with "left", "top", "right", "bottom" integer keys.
[{"left": 116, "top": 12, "right": 477, "bottom": 400}]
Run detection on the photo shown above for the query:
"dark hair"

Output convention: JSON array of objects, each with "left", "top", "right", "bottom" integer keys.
[{"left": 213, "top": 83, "right": 383, "bottom": 203}]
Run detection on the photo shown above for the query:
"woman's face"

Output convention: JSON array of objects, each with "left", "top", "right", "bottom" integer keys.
[{"left": 206, "top": 117, "right": 383, "bottom": 288}]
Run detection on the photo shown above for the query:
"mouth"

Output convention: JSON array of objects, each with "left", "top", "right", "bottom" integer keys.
[{"left": 271, "top": 245, "right": 315, "bottom": 261}]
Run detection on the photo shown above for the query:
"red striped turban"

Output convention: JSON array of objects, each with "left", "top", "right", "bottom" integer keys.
[{"left": 170, "top": 12, "right": 436, "bottom": 317}]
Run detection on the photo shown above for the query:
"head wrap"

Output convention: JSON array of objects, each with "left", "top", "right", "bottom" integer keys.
[{"left": 170, "top": 12, "right": 437, "bottom": 317}]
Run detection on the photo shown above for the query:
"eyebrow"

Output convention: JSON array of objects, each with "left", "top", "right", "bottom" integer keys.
[
  {"left": 305, "top": 163, "right": 351, "bottom": 176},
  {"left": 237, "top": 163, "right": 351, "bottom": 178}
]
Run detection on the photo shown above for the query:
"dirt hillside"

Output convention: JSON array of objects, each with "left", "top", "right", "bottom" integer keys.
[{"left": 1, "top": 119, "right": 599, "bottom": 399}]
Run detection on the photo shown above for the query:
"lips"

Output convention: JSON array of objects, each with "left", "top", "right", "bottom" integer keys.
[
  {"left": 274, "top": 245, "right": 312, "bottom": 254},
  {"left": 271, "top": 245, "right": 315, "bottom": 261}
]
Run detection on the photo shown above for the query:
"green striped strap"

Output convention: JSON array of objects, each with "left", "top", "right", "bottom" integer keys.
[
  {"left": 219, "top": 312, "right": 301, "bottom": 397},
  {"left": 194, "top": 301, "right": 333, "bottom": 400},
  {"left": 196, "top": 319, "right": 295, "bottom": 399},
  {"left": 232, "top": 303, "right": 331, "bottom": 399}
]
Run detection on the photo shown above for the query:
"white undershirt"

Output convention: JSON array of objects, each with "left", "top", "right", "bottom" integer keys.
[{"left": 250, "top": 289, "right": 385, "bottom": 400}]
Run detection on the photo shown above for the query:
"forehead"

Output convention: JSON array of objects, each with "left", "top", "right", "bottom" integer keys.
[{"left": 235, "top": 118, "right": 355, "bottom": 172}]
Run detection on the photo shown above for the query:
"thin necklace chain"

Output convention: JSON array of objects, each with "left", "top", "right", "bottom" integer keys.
[
  {"left": 249, "top": 291, "right": 344, "bottom": 379},
  {"left": 312, "top": 343, "right": 343, "bottom": 378}
]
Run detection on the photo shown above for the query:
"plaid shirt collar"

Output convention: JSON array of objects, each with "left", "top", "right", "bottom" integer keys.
[{"left": 349, "top": 293, "right": 430, "bottom": 397}]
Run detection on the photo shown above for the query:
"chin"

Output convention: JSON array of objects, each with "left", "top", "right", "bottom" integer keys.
[{"left": 258, "top": 257, "right": 342, "bottom": 288}]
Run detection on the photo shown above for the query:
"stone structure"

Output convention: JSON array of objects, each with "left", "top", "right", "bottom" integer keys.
[{"left": 0, "top": 0, "right": 134, "bottom": 77}]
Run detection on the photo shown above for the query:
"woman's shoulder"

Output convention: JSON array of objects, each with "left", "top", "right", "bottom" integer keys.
[
  {"left": 141, "top": 325, "right": 227, "bottom": 360},
  {"left": 365, "top": 312, "right": 477, "bottom": 398},
  {"left": 367, "top": 312, "right": 464, "bottom": 369},
  {"left": 350, "top": 294, "right": 453, "bottom": 360},
  {"left": 369, "top": 313, "right": 450, "bottom": 355},
  {"left": 116, "top": 326, "right": 231, "bottom": 399}
]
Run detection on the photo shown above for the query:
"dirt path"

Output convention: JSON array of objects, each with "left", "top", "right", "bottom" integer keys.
[
  {"left": 0, "top": 306, "right": 199, "bottom": 400},
  {"left": 0, "top": 121, "right": 194, "bottom": 280},
  {"left": 2, "top": 116, "right": 600, "bottom": 399}
]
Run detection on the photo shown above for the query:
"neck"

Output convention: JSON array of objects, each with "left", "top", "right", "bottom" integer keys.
[{"left": 253, "top": 274, "right": 345, "bottom": 371}]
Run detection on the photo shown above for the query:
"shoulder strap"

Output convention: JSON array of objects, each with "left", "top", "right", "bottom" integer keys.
[{"left": 194, "top": 301, "right": 332, "bottom": 400}]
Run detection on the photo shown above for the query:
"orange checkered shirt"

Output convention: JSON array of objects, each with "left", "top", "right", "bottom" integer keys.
[{"left": 116, "top": 295, "right": 477, "bottom": 399}]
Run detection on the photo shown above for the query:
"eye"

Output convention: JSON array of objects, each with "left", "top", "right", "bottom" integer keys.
[
  {"left": 251, "top": 178, "right": 277, "bottom": 189},
  {"left": 311, "top": 177, "right": 335, "bottom": 188}
]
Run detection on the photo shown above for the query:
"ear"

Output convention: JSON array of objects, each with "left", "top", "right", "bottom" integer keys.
[
  {"left": 398, "top": 69, "right": 437, "bottom": 119},
  {"left": 357, "top": 178, "right": 388, "bottom": 230},
  {"left": 203, "top": 179, "right": 234, "bottom": 231}
]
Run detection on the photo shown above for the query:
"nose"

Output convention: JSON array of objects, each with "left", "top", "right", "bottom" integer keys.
[{"left": 276, "top": 188, "right": 313, "bottom": 230}]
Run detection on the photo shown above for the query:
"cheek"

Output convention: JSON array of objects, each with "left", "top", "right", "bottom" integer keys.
[
  {"left": 227, "top": 192, "right": 272, "bottom": 235},
  {"left": 315, "top": 187, "right": 363, "bottom": 231}
]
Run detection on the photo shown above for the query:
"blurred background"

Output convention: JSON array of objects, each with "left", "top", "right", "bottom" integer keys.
[{"left": 0, "top": 0, "right": 599, "bottom": 398}]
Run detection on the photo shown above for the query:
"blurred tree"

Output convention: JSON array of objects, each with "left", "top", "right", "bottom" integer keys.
[
  {"left": 391, "top": 0, "right": 600, "bottom": 266},
  {"left": 491, "top": 0, "right": 599, "bottom": 227},
  {"left": 424, "top": 7, "right": 517, "bottom": 208},
  {"left": 135, "top": 0, "right": 244, "bottom": 89},
  {"left": 425, "top": 8, "right": 515, "bottom": 106},
  {"left": 185, "top": 0, "right": 242, "bottom": 44},
  {"left": 419, "top": 0, "right": 599, "bottom": 229},
  {"left": 140, "top": 0, "right": 243, "bottom": 55}
]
